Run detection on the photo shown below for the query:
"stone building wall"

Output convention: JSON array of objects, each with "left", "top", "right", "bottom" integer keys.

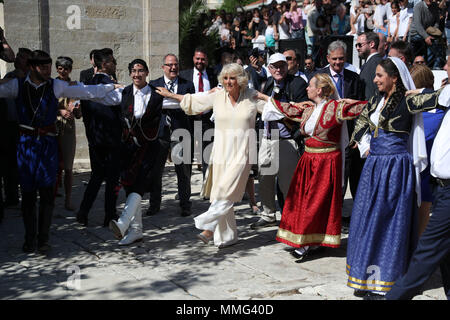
[{"left": 1, "top": 0, "right": 178, "bottom": 170}]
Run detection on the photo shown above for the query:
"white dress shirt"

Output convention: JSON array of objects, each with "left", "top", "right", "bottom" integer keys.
[
  {"left": 0, "top": 75, "right": 120, "bottom": 105},
  {"left": 193, "top": 68, "right": 211, "bottom": 93},
  {"left": 431, "top": 87, "right": 450, "bottom": 179},
  {"left": 162, "top": 75, "right": 181, "bottom": 110},
  {"left": 133, "top": 84, "right": 151, "bottom": 118},
  {"left": 304, "top": 100, "right": 326, "bottom": 136}
]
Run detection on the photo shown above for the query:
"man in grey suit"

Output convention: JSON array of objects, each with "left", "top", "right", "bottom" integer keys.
[{"left": 356, "top": 32, "right": 384, "bottom": 100}]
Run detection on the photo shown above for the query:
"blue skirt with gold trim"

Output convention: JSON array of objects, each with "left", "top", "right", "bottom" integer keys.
[{"left": 346, "top": 130, "right": 418, "bottom": 293}]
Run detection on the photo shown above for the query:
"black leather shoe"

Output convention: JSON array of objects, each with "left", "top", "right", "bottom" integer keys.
[
  {"left": 146, "top": 206, "right": 160, "bottom": 216},
  {"left": 37, "top": 243, "right": 51, "bottom": 255},
  {"left": 353, "top": 290, "right": 368, "bottom": 298},
  {"left": 363, "top": 292, "right": 386, "bottom": 300},
  {"left": 250, "top": 218, "right": 278, "bottom": 230},
  {"left": 22, "top": 242, "right": 35, "bottom": 253},
  {"left": 76, "top": 212, "right": 88, "bottom": 226},
  {"left": 181, "top": 208, "right": 191, "bottom": 217},
  {"left": 103, "top": 214, "right": 119, "bottom": 228}
]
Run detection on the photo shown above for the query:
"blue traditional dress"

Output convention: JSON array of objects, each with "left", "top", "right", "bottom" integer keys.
[{"left": 346, "top": 57, "right": 433, "bottom": 294}]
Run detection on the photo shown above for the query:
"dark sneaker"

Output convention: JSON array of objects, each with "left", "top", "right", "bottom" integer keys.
[
  {"left": 22, "top": 242, "right": 35, "bottom": 253},
  {"left": 146, "top": 206, "right": 160, "bottom": 216},
  {"left": 250, "top": 218, "right": 278, "bottom": 230},
  {"left": 76, "top": 211, "right": 88, "bottom": 226},
  {"left": 180, "top": 208, "right": 191, "bottom": 217},
  {"left": 37, "top": 243, "right": 51, "bottom": 255}
]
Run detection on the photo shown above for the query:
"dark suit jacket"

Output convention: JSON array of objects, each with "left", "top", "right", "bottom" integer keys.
[
  {"left": 80, "top": 74, "right": 122, "bottom": 147},
  {"left": 316, "top": 66, "right": 364, "bottom": 100},
  {"left": 262, "top": 74, "right": 308, "bottom": 103},
  {"left": 261, "top": 75, "right": 308, "bottom": 140},
  {"left": 179, "top": 67, "right": 218, "bottom": 91},
  {"left": 246, "top": 65, "right": 268, "bottom": 92},
  {"left": 149, "top": 76, "right": 196, "bottom": 136},
  {"left": 359, "top": 53, "right": 384, "bottom": 100},
  {"left": 79, "top": 67, "right": 95, "bottom": 84},
  {"left": 179, "top": 68, "right": 218, "bottom": 129},
  {"left": 79, "top": 67, "right": 117, "bottom": 84}
]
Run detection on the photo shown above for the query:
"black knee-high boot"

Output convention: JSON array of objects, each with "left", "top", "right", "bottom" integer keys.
[
  {"left": 21, "top": 190, "right": 38, "bottom": 251},
  {"left": 37, "top": 187, "right": 55, "bottom": 249}
]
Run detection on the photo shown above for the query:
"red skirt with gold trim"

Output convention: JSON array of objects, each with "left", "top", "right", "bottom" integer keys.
[{"left": 276, "top": 149, "right": 342, "bottom": 248}]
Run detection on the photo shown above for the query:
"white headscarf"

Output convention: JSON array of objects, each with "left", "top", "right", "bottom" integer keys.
[
  {"left": 438, "top": 83, "right": 450, "bottom": 106},
  {"left": 389, "top": 57, "right": 427, "bottom": 206}
]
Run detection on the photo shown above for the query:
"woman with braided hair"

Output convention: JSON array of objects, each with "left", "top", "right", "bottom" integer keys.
[{"left": 343, "top": 57, "right": 429, "bottom": 299}]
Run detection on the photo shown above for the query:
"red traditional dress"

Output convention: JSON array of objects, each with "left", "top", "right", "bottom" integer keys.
[{"left": 271, "top": 98, "right": 366, "bottom": 248}]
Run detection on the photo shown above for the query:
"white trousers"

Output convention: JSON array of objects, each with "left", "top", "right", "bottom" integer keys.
[{"left": 194, "top": 200, "right": 238, "bottom": 247}]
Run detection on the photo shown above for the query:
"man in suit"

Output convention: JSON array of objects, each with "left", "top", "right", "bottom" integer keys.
[
  {"left": 316, "top": 40, "right": 365, "bottom": 233},
  {"left": 356, "top": 32, "right": 384, "bottom": 100},
  {"left": 180, "top": 47, "right": 218, "bottom": 178},
  {"left": 388, "top": 40, "right": 413, "bottom": 70},
  {"left": 80, "top": 49, "right": 117, "bottom": 84},
  {"left": 283, "top": 49, "right": 308, "bottom": 82},
  {"left": 251, "top": 53, "right": 308, "bottom": 230},
  {"left": 147, "top": 54, "right": 196, "bottom": 217},
  {"left": 79, "top": 49, "right": 97, "bottom": 84},
  {"left": 76, "top": 48, "right": 123, "bottom": 227}
]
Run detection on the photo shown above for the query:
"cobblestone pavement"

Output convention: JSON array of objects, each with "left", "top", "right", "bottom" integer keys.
[{"left": 0, "top": 164, "right": 445, "bottom": 300}]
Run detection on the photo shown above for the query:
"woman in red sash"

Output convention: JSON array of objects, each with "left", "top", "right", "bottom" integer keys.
[{"left": 260, "top": 73, "right": 366, "bottom": 260}]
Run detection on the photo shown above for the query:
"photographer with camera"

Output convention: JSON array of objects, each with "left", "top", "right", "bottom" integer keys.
[{"left": 409, "top": 0, "right": 445, "bottom": 69}]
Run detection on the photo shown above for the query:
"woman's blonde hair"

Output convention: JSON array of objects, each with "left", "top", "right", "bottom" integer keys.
[
  {"left": 312, "top": 73, "right": 337, "bottom": 99},
  {"left": 218, "top": 63, "right": 249, "bottom": 92},
  {"left": 410, "top": 64, "right": 434, "bottom": 90}
]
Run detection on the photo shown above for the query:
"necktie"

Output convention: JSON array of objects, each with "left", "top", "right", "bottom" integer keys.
[
  {"left": 336, "top": 73, "right": 343, "bottom": 98},
  {"left": 198, "top": 72, "right": 204, "bottom": 92},
  {"left": 168, "top": 80, "right": 175, "bottom": 93}
]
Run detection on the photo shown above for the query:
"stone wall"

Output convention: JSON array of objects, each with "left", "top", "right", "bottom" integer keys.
[{"left": 1, "top": 0, "right": 179, "bottom": 170}]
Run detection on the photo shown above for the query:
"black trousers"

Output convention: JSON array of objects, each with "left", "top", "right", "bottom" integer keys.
[
  {"left": 78, "top": 145, "right": 121, "bottom": 219},
  {"left": 343, "top": 146, "right": 365, "bottom": 200},
  {"left": 147, "top": 119, "right": 193, "bottom": 210},
  {"left": 22, "top": 186, "right": 54, "bottom": 246},
  {"left": 386, "top": 182, "right": 450, "bottom": 300},
  {"left": 1, "top": 121, "right": 19, "bottom": 204}
]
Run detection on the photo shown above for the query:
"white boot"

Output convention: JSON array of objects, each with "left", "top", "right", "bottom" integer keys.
[
  {"left": 110, "top": 193, "right": 142, "bottom": 239},
  {"left": 118, "top": 198, "right": 143, "bottom": 246}
]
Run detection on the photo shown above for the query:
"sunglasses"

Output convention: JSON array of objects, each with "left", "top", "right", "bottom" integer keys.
[{"left": 355, "top": 42, "right": 368, "bottom": 48}]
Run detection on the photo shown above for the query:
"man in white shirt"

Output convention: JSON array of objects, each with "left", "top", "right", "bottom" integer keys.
[
  {"left": 180, "top": 48, "right": 218, "bottom": 178},
  {"left": 384, "top": 54, "right": 450, "bottom": 301},
  {"left": 0, "top": 50, "right": 120, "bottom": 254},
  {"left": 147, "top": 54, "right": 196, "bottom": 217}
]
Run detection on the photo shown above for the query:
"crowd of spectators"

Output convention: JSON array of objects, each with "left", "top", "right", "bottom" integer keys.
[{"left": 199, "top": 0, "right": 450, "bottom": 71}]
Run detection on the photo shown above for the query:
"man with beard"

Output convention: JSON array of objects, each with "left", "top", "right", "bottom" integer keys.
[
  {"left": 0, "top": 50, "right": 121, "bottom": 254},
  {"left": 76, "top": 48, "right": 123, "bottom": 228},
  {"left": 180, "top": 48, "right": 218, "bottom": 178},
  {"left": 356, "top": 32, "right": 383, "bottom": 100}
]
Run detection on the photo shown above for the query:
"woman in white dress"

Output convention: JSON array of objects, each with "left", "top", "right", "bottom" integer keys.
[{"left": 156, "top": 63, "right": 268, "bottom": 248}]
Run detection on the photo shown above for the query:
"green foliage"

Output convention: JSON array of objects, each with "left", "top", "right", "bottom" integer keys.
[{"left": 179, "top": 0, "right": 219, "bottom": 69}]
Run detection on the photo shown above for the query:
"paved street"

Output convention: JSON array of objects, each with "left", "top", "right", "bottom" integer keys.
[{"left": 0, "top": 164, "right": 446, "bottom": 300}]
